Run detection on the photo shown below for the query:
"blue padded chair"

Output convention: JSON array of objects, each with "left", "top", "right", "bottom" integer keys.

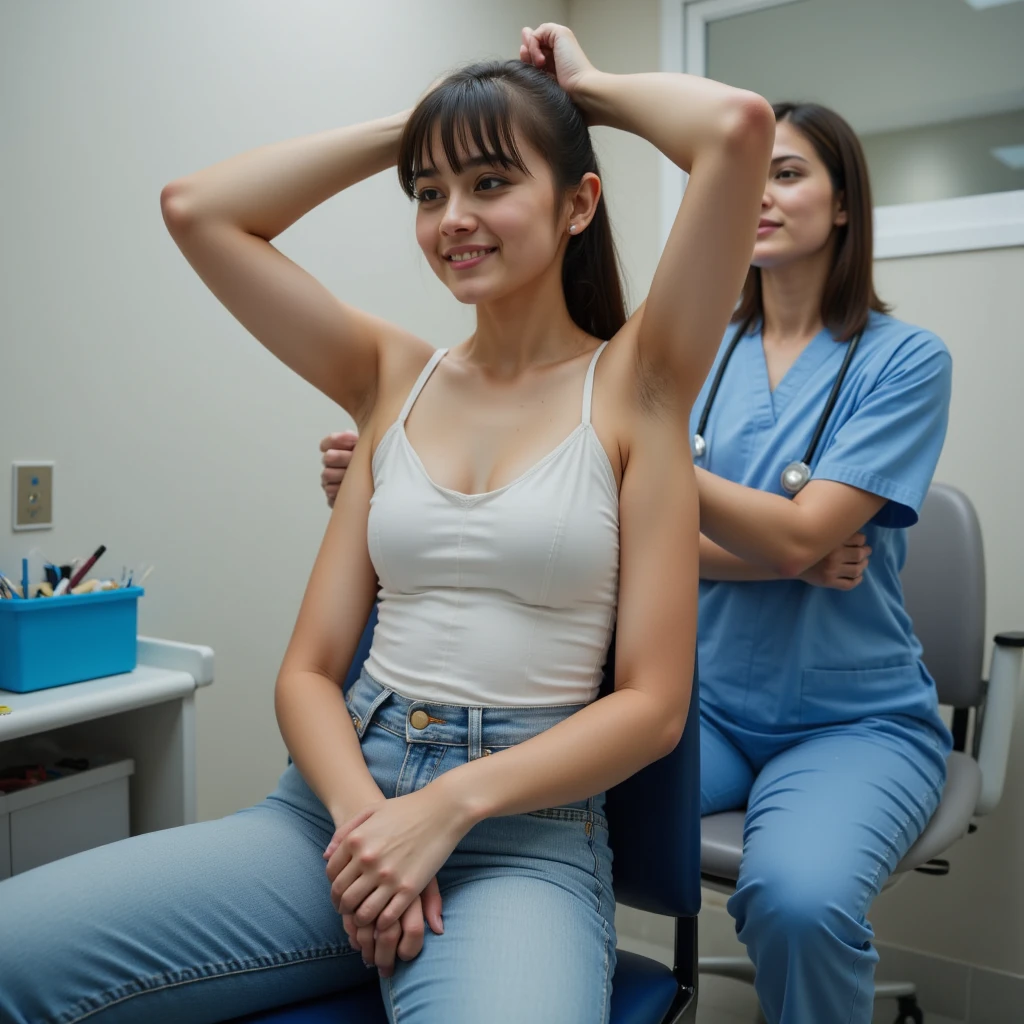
[{"left": 229, "top": 610, "right": 701, "bottom": 1024}]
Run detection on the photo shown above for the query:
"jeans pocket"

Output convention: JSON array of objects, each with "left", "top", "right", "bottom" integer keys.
[
  {"left": 344, "top": 674, "right": 393, "bottom": 739},
  {"left": 528, "top": 802, "right": 609, "bottom": 832}
]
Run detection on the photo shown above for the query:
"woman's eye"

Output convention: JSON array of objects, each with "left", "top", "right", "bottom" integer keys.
[
  {"left": 415, "top": 188, "right": 443, "bottom": 203},
  {"left": 476, "top": 176, "right": 507, "bottom": 192},
  {"left": 776, "top": 169, "right": 800, "bottom": 181}
]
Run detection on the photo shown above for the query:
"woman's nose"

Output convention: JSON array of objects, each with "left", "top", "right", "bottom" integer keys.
[{"left": 440, "top": 194, "right": 476, "bottom": 235}]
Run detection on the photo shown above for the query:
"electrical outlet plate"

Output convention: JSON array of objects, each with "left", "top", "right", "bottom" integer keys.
[{"left": 12, "top": 462, "right": 54, "bottom": 531}]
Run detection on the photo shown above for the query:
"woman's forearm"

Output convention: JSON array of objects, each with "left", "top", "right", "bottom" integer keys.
[
  {"left": 432, "top": 685, "right": 686, "bottom": 830},
  {"left": 700, "top": 534, "right": 781, "bottom": 581},
  {"left": 275, "top": 670, "right": 384, "bottom": 826},
  {"left": 574, "top": 71, "right": 770, "bottom": 173},
  {"left": 161, "top": 112, "right": 409, "bottom": 241}
]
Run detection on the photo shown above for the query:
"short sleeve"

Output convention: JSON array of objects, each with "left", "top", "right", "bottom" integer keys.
[{"left": 812, "top": 333, "right": 952, "bottom": 529}]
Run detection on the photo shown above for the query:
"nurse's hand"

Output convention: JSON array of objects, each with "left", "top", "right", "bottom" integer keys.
[
  {"left": 800, "top": 532, "right": 871, "bottom": 590},
  {"left": 320, "top": 431, "right": 358, "bottom": 508}
]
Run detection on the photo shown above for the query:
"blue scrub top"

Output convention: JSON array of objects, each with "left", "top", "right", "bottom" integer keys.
[{"left": 691, "top": 311, "right": 953, "bottom": 740}]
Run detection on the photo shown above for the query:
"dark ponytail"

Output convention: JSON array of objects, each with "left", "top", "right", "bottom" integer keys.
[{"left": 398, "top": 60, "right": 627, "bottom": 341}]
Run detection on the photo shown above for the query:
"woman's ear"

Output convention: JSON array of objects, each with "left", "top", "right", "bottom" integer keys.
[
  {"left": 833, "top": 190, "right": 848, "bottom": 227},
  {"left": 565, "top": 172, "right": 602, "bottom": 235}
]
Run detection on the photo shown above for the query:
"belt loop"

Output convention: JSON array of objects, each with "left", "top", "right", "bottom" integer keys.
[
  {"left": 352, "top": 684, "right": 392, "bottom": 739},
  {"left": 468, "top": 707, "right": 483, "bottom": 760}
]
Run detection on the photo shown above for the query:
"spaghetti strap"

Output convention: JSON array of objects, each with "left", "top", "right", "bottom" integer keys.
[
  {"left": 398, "top": 348, "right": 448, "bottom": 424},
  {"left": 581, "top": 342, "right": 609, "bottom": 426}
]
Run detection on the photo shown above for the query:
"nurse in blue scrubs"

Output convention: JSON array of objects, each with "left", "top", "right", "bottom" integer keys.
[{"left": 693, "top": 102, "right": 952, "bottom": 1024}]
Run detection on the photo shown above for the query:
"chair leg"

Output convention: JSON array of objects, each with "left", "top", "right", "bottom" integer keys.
[
  {"left": 664, "top": 916, "right": 699, "bottom": 1023},
  {"left": 892, "top": 994, "right": 925, "bottom": 1024}
]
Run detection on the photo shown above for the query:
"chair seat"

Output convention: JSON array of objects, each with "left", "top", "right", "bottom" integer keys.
[
  {"left": 610, "top": 949, "right": 680, "bottom": 1023},
  {"left": 700, "top": 752, "right": 981, "bottom": 886},
  {"left": 896, "top": 750, "right": 980, "bottom": 872},
  {"left": 227, "top": 949, "right": 679, "bottom": 1024}
]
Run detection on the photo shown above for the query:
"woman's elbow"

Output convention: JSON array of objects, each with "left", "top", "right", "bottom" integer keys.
[
  {"left": 721, "top": 92, "right": 776, "bottom": 156},
  {"left": 160, "top": 179, "right": 198, "bottom": 237},
  {"left": 651, "top": 706, "right": 688, "bottom": 761}
]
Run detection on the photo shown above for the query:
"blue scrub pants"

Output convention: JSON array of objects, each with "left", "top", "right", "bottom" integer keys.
[{"left": 701, "top": 702, "right": 947, "bottom": 1024}]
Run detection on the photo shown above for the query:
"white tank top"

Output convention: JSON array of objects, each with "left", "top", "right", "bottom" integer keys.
[{"left": 365, "top": 343, "right": 619, "bottom": 706}]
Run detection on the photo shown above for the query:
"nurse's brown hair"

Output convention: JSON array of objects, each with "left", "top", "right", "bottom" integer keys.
[{"left": 733, "top": 101, "right": 890, "bottom": 342}]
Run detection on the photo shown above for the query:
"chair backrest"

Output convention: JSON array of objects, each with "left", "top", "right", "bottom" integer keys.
[
  {"left": 603, "top": 646, "right": 702, "bottom": 920},
  {"left": 901, "top": 483, "right": 986, "bottom": 708},
  {"left": 345, "top": 608, "right": 702, "bottom": 920}
]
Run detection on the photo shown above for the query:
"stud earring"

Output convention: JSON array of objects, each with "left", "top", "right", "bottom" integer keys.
[{"left": 569, "top": 224, "right": 578, "bottom": 234}]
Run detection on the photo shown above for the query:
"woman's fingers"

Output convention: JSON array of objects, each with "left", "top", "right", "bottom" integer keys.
[
  {"left": 322, "top": 448, "right": 353, "bottom": 471},
  {"left": 374, "top": 920, "right": 403, "bottom": 978},
  {"left": 334, "top": 866, "right": 376, "bottom": 915},
  {"left": 376, "top": 888, "right": 419, "bottom": 933},
  {"left": 320, "top": 431, "right": 358, "bottom": 454},
  {"left": 356, "top": 922, "right": 376, "bottom": 967},
  {"left": 421, "top": 876, "right": 444, "bottom": 935},
  {"left": 351, "top": 878, "right": 407, "bottom": 926},
  {"left": 342, "top": 912, "right": 361, "bottom": 951},
  {"left": 396, "top": 898, "right": 427, "bottom": 962}
]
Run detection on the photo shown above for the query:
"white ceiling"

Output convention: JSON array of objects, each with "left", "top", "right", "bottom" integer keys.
[{"left": 706, "top": 0, "right": 1024, "bottom": 135}]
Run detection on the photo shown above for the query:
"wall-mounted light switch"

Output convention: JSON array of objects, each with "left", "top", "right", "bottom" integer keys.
[{"left": 12, "top": 462, "right": 54, "bottom": 531}]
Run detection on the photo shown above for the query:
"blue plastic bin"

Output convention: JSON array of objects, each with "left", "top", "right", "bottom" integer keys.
[{"left": 0, "top": 587, "right": 144, "bottom": 693}]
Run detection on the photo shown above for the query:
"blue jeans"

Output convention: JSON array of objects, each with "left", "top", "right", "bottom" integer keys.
[
  {"left": 701, "top": 701, "right": 948, "bottom": 1024},
  {"left": 0, "top": 669, "right": 616, "bottom": 1023}
]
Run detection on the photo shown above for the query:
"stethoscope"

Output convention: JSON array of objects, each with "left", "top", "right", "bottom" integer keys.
[{"left": 692, "top": 315, "right": 863, "bottom": 495}]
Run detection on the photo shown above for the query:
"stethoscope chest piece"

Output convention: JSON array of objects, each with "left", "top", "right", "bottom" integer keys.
[
  {"left": 693, "top": 318, "right": 864, "bottom": 497},
  {"left": 781, "top": 460, "right": 811, "bottom": 495}
]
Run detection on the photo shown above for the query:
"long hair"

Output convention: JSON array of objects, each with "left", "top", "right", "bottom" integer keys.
[
  {"left": 398, "top": 60, "right": 627, "bottom": 342},
  {"left": 733, "top": 101, "right": 890, "bottom": 341}
]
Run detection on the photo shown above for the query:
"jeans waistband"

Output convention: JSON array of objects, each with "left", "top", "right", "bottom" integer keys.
[{"left": 346, "top": 667, "right": 587, "bottom": 752}]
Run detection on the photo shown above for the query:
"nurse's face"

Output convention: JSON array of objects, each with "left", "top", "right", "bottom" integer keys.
[{"left": 752, "top": 120, "right": 847, "bottom": 269}]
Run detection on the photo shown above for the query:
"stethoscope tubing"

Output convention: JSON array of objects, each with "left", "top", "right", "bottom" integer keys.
[{"left": 692, "top": 316, "right": 864, "bottom": 495}]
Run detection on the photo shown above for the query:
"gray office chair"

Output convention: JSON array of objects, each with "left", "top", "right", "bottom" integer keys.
[{"left": 698, "top": 483, "right": 1024, "bottom": 1024}]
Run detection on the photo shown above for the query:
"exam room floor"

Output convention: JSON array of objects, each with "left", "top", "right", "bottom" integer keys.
[{"left": 693, "top": 975, "right": 962, "bottom": 1024}]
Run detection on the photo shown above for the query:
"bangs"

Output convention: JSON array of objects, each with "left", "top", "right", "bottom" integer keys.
[{"left": 398, "top": 76, "right": 530, "bottom": 197}]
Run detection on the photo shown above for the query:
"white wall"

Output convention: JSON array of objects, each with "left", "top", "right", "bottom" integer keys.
[{"left": 0, "top": 0, "right": 565, "bottom": 821}]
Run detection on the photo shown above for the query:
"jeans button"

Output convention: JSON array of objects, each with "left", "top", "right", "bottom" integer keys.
[{"left": 410, "top": 709, "right": 430, "bottom": 730}]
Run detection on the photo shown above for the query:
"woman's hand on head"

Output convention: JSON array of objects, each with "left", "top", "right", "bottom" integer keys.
[
  {"left": 519, "top": 24, "right": 597, "bottom": 102},
  {"left": 800, "top": 532, "right": 871, "bottom": 590},
  {"left": 320, "top": 431, "right": 359, "bottom": 508}
]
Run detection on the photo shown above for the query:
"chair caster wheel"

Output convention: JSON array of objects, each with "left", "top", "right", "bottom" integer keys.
[{"left": 893, "top": 995, "right": 924, "bottom": 1024}]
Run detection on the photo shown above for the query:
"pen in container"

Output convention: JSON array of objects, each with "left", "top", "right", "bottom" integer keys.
[{"left": 67, "top": 545, "right": 107, "bottom": 591}]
